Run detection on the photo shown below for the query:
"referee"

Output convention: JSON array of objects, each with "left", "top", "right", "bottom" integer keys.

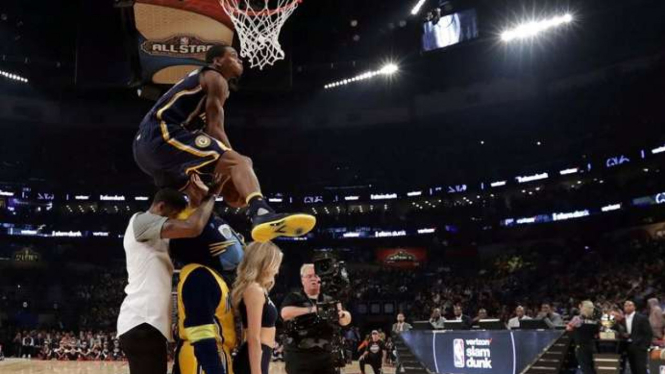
[{"left": 117, "top": 184, "right": 218, "bottom": 374}]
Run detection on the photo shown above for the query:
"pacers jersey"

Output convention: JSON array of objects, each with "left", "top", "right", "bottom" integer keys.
[
  {"left": 170, "top": 208, "right": 244, "bottom": 273},
  {"left": 143, "top": 67, "right": 218, "bottom": 131},
  {"left": 175, "top": 263, "right": 236, "bottom": 374}
]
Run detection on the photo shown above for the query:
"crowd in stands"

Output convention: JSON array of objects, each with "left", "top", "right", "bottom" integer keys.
[
  {"left": 2, "top": 229, "right": 665, "bottom": 361},
  {"left": 348, "top": 236, "right": 665, "bottom": 341},
  {"left": 5, "top": 330, "right": 124, "bottom": 361}
]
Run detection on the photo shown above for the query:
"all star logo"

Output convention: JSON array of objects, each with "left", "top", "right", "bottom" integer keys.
[
  {"left": 141, "top": 35, "right": 218, "bottom": 58},
  {"left": 195, "top": 135, "right": 211, "bottom": 148}
]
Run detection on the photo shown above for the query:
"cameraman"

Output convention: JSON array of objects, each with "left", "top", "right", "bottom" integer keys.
[
  {"left": 566, "top": 300, "right": 600, "bottom": 374},
  {"left": 281, "top": 264, "right": 352, "bottom": 374}
]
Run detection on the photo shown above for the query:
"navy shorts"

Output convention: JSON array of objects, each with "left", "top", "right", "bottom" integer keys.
[
  {"left": 133, "top": 118, "right": 228, "bottom": 189},
  {"left": 234, "top": 342, "right": 272, "bottom": 374}
]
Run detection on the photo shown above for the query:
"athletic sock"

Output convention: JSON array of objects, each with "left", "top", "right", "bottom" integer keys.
[{"left": 247, "top": 194, "right": 274, "bottom": 219}]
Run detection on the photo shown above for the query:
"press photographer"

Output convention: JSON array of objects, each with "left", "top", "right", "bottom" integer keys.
[{"left": 280, "top": 262, "right": 352, "bottom": 374}]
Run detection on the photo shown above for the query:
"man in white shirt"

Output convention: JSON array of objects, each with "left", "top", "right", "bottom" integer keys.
[
  {"left": 117, "top": 182, "right": 219, "bottom": 374},
  {"left": 508, "top": 306, "right": 532, "bottom": 329},
  {"left": 622, "top": 300, "right": 652, "bottom": 374}
]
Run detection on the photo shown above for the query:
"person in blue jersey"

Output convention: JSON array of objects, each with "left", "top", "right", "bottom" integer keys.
[
  {"left": 170, "top": 175, "right": 246, "bottom": 374},
  {"left": 134, "top": 44, "right": 315, "bottom": 243}
]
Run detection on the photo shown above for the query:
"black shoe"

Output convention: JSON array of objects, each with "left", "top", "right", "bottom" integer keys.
[{"left": 250, "top": 212, "right": 316, "bottom": 243}]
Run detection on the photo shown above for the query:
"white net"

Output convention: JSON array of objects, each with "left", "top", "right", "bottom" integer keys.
[{"left": 219, "top": 0, "right": 301, "bottom": 70}]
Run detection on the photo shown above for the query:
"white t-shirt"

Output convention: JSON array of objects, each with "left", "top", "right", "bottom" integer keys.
[
  {"left": 626, "top": 312, "right": 635, "bottom": 335},
  {"left": 117, "top": 212, "right": 174, "bottom": 341}
]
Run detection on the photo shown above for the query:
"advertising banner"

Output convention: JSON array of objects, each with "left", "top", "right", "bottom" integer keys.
[{"left": 400, "top": 330, "right": 562, "bottom": 374}]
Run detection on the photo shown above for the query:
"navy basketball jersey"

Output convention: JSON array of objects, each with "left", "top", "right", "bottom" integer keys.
[
  {"left": 146, "top": 67, "right": 216, "bottom": 130},
  {"left": 170, "top": 210, "right": 244, "bottom": 273}
]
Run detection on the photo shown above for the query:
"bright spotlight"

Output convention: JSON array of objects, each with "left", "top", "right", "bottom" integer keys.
[
  {"left": 380, "top": 63, "right": 399, "bottom": 75},
  {"left": 0, "top": 69, "right": 28, "bottom": 83},
  {"left": 411, "top": 0, "right": 427, "bottom": 15},
  {"left": 501, "top": 13, "right": 574, "bottom": 43},
  {"left": 323, "top": 63, "right": 400, "bottom": 90}
]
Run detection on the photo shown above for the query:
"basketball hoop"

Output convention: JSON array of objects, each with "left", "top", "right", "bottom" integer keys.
[{"left": 219, "top": 0, "right": 302, "bottom": 70}]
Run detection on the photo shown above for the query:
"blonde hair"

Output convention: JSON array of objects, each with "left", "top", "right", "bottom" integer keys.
[
  {"left": 580, "top": 300, "right": 595, "bottom": 318},
  {"left": 232, "top": 242, "right": 284, "bottom": 310}
]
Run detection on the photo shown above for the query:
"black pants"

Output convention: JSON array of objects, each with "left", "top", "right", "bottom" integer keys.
[
  {"left": 234, "top": 342, "right": 273, "bottom": 374},
  {"left": 119, "top": 323, "right": 168, "bottom": 374},
  {"left": 285, "top": 349, "right": 337, "bottom": 374},
  {"left": 626, "top": 344, "right": 647, "bottom": 374},
  {"left": 575, "top": 345, "right": 596, "bottom": 374},
  {"left": 360, "top": 357, "right": 382, "bottom": 374}
]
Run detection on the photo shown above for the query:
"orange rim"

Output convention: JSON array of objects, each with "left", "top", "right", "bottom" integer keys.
[{"left": 220, "top": 0, "right": 302, "bottom": 17}]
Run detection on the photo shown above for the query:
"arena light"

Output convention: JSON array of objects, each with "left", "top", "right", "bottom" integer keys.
[
  {"left": 516, "top": 173, "right": 548, "bottom": 183},
  {"left": 652, "top": 145, "right": 665, "bottom": 154},
  {"left": 0, "top": 189, "right": 15, "bottom": 197},
  {"left": 324, "top": 63, "right": 399, "bottom": 89},
  {"left": 51, "top": 231, "right": 83, "bottom": 238},
  {"left": 371, "top": 193, "right": 398, "bottom": 200},
  {"left": 516, "top": 217, "right": 537, "bottom": 224},
  {"left": 552, "top": 209, "right": 589, "bottom": 221},
  {"left": 411, "top": 0, "right": 427, "bottom": 15},
  {"left": 0, "top": 69, "right": 29, "bottom": 83},
  {"left": 374, "top": 230, "right": 407, "bottom": 238},
  {"left": 100, "top": 194, "right": 125, "bottom": 201},
  {"left": 501, "top": 13, "right": 573, "bottom": 42},
  {"left": 601, "top": 204, "right": 621, "bottom": 212},
  {"left": 559, "top": 168, "right": 578, "bottom": 175}
]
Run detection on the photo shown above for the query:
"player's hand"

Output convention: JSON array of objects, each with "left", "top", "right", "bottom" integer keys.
[{"left": 190, "top": 174, "right": 210, "bottom": 195}]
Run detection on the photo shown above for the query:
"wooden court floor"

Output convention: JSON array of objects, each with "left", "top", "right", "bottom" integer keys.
[{"left": 0, "top": 358, "right": 397, "bottom": 374}]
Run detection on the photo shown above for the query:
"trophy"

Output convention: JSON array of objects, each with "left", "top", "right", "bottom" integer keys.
[{"left": 600, "top": 313, "right": 617, "bottom": 340}]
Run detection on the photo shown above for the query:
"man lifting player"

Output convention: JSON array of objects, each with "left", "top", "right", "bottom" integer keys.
[{"left": 134, "top": 45, "right": 315, "bottom": 243}]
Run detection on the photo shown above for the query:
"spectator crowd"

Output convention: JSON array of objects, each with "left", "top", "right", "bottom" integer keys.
[{"left": 7, "top": 330, "right": 125, "bottom": 361}]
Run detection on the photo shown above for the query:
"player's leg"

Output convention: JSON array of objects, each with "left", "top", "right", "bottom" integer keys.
[{"left": 214, "top": 150, "right": 316, "bottom": 243}]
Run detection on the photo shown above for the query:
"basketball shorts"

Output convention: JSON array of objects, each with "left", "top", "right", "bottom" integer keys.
[
  {"left": 133, "top": 118, "right": 229, "bottom": 190},
  {"left": 175, "top": 341, "right": 233, "bottom": 374}
]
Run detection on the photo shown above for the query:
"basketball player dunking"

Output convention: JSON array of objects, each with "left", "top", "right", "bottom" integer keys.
[{"left": 134, "top": 45, "right": 315, "bottom": 243}]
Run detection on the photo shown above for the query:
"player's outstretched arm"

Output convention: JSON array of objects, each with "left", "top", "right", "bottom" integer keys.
[
  {"left": 202, "top": 71, "right": 232, "bottom": 149},
  {"left": 161, "top": 175, "right": 220, "bottom": 239}
]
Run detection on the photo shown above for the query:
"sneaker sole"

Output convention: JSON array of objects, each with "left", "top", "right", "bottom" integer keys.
[{"left": 251, "top": 214, "right": 317, "bottom": 243}]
